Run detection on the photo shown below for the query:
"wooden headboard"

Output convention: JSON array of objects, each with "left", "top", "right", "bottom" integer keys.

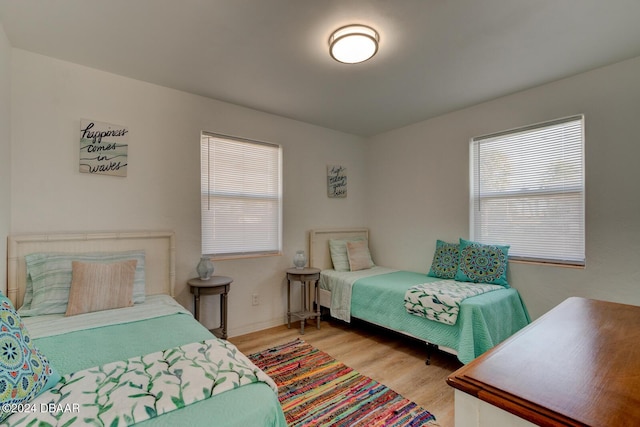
[
  {"left": 6, "top": 231, "right": 176, "bottom": 308},
  {"left": 309, "top": 228, "right": 369, "bottom": 270}
]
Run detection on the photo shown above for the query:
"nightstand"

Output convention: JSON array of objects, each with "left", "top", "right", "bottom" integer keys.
[
  {"left": 188, "top": 276, "right": 232, "bottom": 339},
  {"left": 286, "top": 267, "right": 321, "bottom": 334}
]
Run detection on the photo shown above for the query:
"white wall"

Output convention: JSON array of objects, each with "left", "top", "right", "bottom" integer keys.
[
  {"left": 367, "top": 56, "right": 640, "bottom": 320},
  {"left": 0, "top": 24, "right": 11, "bottom": 294},
  {"left": 10, "top": 49, "right": 368, "bottom": 336}
]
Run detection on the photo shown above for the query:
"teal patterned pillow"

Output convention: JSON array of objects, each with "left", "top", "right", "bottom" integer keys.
[
  {"left": 454, "top": 238, "right": 510, "bottom": 287},
  {"left": 0, "top": 294, "right": 61, "bottom": 422},
  {"left": 427, "top": 240, "right": 460, "bottom": 279}
]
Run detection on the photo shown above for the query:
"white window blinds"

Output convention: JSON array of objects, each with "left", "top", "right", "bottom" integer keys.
[
  {"left": 470, "top": 115, "right": 585, "bottom": 265},
  {"left": 201, "top": 133, "right": 282, "bottom": 257}
]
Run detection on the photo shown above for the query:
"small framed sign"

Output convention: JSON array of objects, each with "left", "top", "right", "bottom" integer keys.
[
  {"left": 327, "top": 165, "right": 347, "bottom": 198},
  {"left": 79, "top": 119, "right": 129, "bottom": 177}
]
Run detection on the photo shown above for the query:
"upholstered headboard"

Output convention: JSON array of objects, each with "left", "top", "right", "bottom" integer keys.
[
  {"left": 309, "top": 228, "right": 369, "bottom": 270},
  {"left": 6, "top": 231, "right": 176, "bottom": 308}
]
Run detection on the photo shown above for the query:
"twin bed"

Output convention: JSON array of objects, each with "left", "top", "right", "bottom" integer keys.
[
  {"left": 2, "top": 231, "right": 286, "bottom": 427},
  {"left": 309, "top": 228, "right": 531, "bottom": 365}
]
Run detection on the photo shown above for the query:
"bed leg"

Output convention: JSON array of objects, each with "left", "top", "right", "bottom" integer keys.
[{"left": 425, "top": 343, "right": 438, "bottom": 365}]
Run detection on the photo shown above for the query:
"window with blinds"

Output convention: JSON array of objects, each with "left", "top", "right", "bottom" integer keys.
[
  {"left": 470, "top": 115, "right": 585, "bottom": 266},
  {"left": 200, "top": 132, "right": 282, "bottom": 258}
]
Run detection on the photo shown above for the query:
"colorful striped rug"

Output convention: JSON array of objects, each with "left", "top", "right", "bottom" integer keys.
[{"left": 249, "top": 339, "right": 438, "bottom": 427}]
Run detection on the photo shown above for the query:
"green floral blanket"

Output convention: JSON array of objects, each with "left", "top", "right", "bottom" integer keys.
[
  {"left": 4, "top": 339, "right": 277, "bottom": 426},
  {"left": 404, "top": 280, "right": 503, "bottom": 325}
]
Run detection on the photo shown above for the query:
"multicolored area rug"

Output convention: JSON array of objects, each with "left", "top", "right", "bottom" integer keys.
[{"left": 249, "top": 339, "right": 438, "bottom": 427}]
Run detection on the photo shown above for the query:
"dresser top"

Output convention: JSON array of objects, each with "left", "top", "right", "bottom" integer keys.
[{"left": 447, "top": 297, "right": 640, "bottom": 426}]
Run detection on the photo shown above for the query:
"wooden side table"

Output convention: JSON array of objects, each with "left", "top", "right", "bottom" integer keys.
[
  {"left": 188, "top": 276, "right": 232, "bottom": 339},
  {"left": 286, "top": 267, "right": 321, "bottom": 334}
]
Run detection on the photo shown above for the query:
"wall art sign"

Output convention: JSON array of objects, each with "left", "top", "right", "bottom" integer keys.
[
  {"left": 79, "top": 119, "right": 129, "bottom": 177},
  {"left": 327, "top": 165, "right": 347, "bottom": 198}
]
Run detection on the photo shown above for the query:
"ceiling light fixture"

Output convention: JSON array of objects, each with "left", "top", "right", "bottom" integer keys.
[{"left": 329, "top": 24, "right": 379, "bottom": 64}]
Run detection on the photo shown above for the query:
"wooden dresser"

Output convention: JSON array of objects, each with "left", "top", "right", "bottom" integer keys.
[{"left": 447, "top": 297, "right": 640, "bottom": 426}]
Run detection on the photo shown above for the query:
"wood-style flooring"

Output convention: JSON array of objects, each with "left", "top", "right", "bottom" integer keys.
[{"left": 230, "top": 317, "right": 462, "bottom": 427}]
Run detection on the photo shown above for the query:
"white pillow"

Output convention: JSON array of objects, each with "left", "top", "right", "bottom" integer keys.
[
  {"left": 19, "top": 251, "right": 146, "bottom": 317},
  {"left": 328, "top": 237, "right": 368, "bottom": 271}
]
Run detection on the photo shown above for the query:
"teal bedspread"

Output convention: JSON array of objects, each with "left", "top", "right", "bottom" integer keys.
[
  {"left": 31, "top": 313, "right": 286, "bottom": 427},
  {"left": 350, "top": 271, "right": 530, "bottom": 364}
]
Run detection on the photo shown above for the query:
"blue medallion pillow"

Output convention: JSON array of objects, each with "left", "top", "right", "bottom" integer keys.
[
  {"left": 427, "top": 240, "right": 460, "bottom": 279},
  {"left": 0, "top": 294, "right": 61, "bottom": 422},
  {"left": 454, "top": 238, "right": 510, "bottom": 287}
]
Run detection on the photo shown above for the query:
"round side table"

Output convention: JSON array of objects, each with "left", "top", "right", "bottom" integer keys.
[
  {"left": 286, "top": 267, "right": 321, "bottom": 334},
  {"left": 188, "top": 276, "right": 232, "bottom": 339}
]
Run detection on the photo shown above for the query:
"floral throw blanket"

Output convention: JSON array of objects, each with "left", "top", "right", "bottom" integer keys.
[
  {"left": 404, "top": 280, "right": 503, "bottom": 325},
  {"left": 4, "top": 339, "right": 277, "bottom": 426}
]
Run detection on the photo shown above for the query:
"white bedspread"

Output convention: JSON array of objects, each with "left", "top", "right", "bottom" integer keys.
[
  {"left": 5, "top": 338, "right": 276, "bottom": 427},
  {"left": 23, "top": 294, "right": 191, "bottom": 339},
  {"left": 404, "top": 280, "right": 503, "bottom": 325},
  {"left": 319, "top": 266, "right": 397, "bottom": 322}
]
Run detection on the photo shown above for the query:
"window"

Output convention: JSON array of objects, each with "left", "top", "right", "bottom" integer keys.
[
  {"left": 201, "top": 132, "right": 282, "bottom": 258},
  {"left": 470, "top": 115, "right": 585, "bottom": 266}
]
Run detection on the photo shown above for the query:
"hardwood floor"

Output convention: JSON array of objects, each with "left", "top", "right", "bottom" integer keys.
[{"left": 230, "top": 318, "right": 462, "bottom": 427}]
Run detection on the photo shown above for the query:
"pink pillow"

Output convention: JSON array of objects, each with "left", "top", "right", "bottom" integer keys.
[
  {"left": 346, "top": 240, "right": 374, "bottom": 271},
  {"left": 65, "top": 260, "right": 137, "bottom": 316}
]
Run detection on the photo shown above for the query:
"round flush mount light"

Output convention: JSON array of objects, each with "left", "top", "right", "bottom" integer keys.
[{"left": 329, "top": 24, "right": 379, "bottom": 64}]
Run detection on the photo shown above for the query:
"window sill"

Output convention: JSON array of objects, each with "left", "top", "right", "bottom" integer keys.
[
  {"left": 510, "top": 258, "right": 585, "bottom": 269},
  {"left": 209, "top": 252, "right": 283, "bottom": 262}
]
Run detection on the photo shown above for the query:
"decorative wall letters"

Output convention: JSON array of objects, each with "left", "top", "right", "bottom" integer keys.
[
  {"left": 79, "top": 119, "right": 129, "bottom": 177},
  {"left": 327, "top": 165, "right": 347, "bottom": 198}
]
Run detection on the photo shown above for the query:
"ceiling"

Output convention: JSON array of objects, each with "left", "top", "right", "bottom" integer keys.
[{"left": 1, "top": 0, "right": 640, "bottom": 137}]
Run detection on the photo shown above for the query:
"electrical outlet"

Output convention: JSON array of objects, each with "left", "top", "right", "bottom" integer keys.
[{"left": 252, "top": 293, "right": 259, "bottom": 306}]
